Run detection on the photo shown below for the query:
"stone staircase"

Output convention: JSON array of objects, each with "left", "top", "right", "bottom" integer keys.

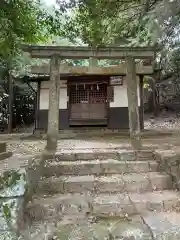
[{"left": 24, "top": 148, "right": 180, "bottom": 239}]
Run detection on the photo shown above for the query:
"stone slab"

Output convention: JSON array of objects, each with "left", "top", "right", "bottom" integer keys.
[
  {"left": 142, "top": 212, "right": 180, "bottom": 239},
  {"left": 23, "top": 211, "right": 180, "bottom": 240},
  {"left": 26, "top": 191, "right": 180, "bottom": 221},
  {"left": 25, "top": 193, "right": 90, "bottom": 222},
  {"left": 43, "top": 160, "right": 158, "bottom": 177},
  {"left": 53, "top": 149, "right": 155, "bottom": 162},
  {"left": 54, "top": 216, "right": 153, "bottom": 240},
  {"left": 37, "top": 172, "right": 172, "bottom": 195}
]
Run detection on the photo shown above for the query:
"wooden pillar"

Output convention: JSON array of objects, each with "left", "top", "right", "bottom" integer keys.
[
  {"left": 34, "top": 81, "right": 40, "bottom": 131},
  {"left": 45, "top": 56, "right": 61, "bottom": 152},
  {"left": 139, "top": 75, "right": 144, "bottom": 129},
  {"left": 152, "top": 78, "right": 158, "bottom": 117},
  {"left": 126, "top": 55, "right": 142, "bottom": 149}
]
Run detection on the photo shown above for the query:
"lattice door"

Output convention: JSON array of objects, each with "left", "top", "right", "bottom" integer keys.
[{"left": 70, "top": 83, "right": 107, "bottom": 120}]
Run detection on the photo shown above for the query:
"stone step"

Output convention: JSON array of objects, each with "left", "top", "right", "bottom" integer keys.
[
  {"left": 36, "top": 172, "right": 172, "bottom": 195},
  {"left": 141, "top": 211, "right": 180, "bottom": 239},
  {"left": 43, "top": 160, "right": 158, "bottom": 177},
  {"left": 52, "top": 149, "right": 155, "bottom": 161},
  {"left": 25, "top": 190, "right": 180, "bottom": 222},
  {"left": 22, "top": 211, "right": 180, "bottom": 240}
]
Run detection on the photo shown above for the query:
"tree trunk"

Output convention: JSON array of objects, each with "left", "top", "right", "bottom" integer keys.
[
  {"left": 126, "top": 56, "right": 142, "bottom": 150},
  {"left": 89, "top": 57, "right": 98, "bottom": 67},
  {"left": 8, "top": 71, "right": 13, "bottom": 133},
  {"left": 45, "top": 56, "right": 61, "bottom": 152}
]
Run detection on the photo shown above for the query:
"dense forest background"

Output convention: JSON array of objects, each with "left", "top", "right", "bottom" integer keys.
[{"left": 1, "top": 0, "right": 180, "bottom": 131}]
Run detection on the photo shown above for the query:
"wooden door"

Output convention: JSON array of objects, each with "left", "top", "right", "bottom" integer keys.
[{"left": 69, "top": 83, "right": 107, "bottom": 123}]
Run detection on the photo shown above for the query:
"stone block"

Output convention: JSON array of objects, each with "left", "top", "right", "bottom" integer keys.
[
  {"left": 92, "top": 194, "right": 134, "bottom": 217},
  {"left": 135, "top": 149, "right": 155, "bottom": 161},
  {"left": 101, "top": 161, "right": 128, "bottom": 174},
  {"left": 148, "top": 161, "right": 158, "bottom": 172},
  {"left": 142, "top": 212, "right": 180, "bottom": 239},
  {"left": 0, "top": 165, "right": 29, "bottom": 237},
  {"left": 55, "top": 152, "right": 76, "bottom": 161},
  {"left": 118, "top": 150, "right": 136, "bottom": 161},
  {"left": 63, "top": 175, "right": 95, "bottom": 193},
  {"left": 75, "top": 151, "right": 118, "bottom": 161},
  {"left": 0, "top": 152, "right": 12, "bottom": 161},
  {"left": 110, "top": 220, "right": 153, "bottom": 239},
  {"left": 164, "top": 197, "right": 180, "bottom": 211},
  {"left": 0, "top": 142, "right": 6, "bottom": 153},
  {"left": 36, "top": 177, "right": 64, "bottom": 195},
  {"left": 56, "top": 222, "right": 109, "bottom": 240},
  {"left": 126, "top": 161, "right": 149, "bottom": 173},
  {"left": 44, "top": 160, "right": 102, "bottom": 177},
  {"left": 26, "top": 194, "right": 90, "bottom": 222},
  {"left": 122, "top": 173, "right": 151, "bottom": 193},
  {"left": 43, "top": 159, "right": 158, "bottom": 178},
  {"left": 150, "top": 173, "right": 172, "bottom": 191},
  {"left": 94, "top": 175, "right": 125, "bottom": 193}
]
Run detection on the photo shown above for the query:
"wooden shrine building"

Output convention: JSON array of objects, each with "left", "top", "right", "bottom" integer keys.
[
  {"left": 30, "top": 62, "right": 153, "bottom": 130},
  {"left": 22, "top": 45, "right": 156, "bottom": 150}
]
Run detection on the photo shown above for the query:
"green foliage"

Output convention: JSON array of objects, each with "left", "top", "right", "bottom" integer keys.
[
  {"left": 0, "top": 171, "right": 21, "bottom": 190},
  {"left": 58, "top": 0, "right": 158, "bottom": 46},
  {"left": 0, "top": 0, "right": 62, "bottom": 70},
  {"left": 3, "top": 204, "right": 12, "bottom": 219},
  {"left": 56, "top": 0, "right": 180, "bottom": 76}
]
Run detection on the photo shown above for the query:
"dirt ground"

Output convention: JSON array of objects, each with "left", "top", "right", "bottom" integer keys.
[
  {"left": 2, "top": 112, "right": 180, "bottom": 156},
  {"left": 145, "top": 111, "right": 180, "bottom": 130}
]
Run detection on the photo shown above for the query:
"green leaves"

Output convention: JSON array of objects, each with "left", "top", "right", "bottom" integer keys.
[
  {"left": 3, "top": 204, "right": 11, "bottom": 219},
  {"left": 0, "top": 0, "right": 63, "bottom": 69},
  {"left": 0, "top": 171, "right": 21, "bottom": 190}
]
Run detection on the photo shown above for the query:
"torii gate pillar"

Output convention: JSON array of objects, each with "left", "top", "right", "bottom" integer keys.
[
  {"left": 126, "top": 55, "right": 142, "bottom": 149},
  {"left": 45, "top": 56, "right": 61, "bottom": 152}
]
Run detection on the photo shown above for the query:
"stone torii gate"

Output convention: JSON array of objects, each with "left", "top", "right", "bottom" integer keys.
[{"left": 22, "top": 45, "right": 155, "bottom": 152}]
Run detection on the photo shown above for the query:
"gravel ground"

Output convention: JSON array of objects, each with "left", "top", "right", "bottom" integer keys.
[
  {"left": 145, "top": 112, "right": 180, "bottom": 130},
  {"left": 5, "top": 136, "right": 180, "bottom": 156},
  {"left": 7, "top": 140, "right": 46, "bottom": 155},
  {"left": 3, "top": 113, "right": 180, "bottom": 156}
]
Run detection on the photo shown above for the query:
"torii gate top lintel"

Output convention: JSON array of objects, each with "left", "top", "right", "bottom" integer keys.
[{"left": 22, "top": 44, "right": 156, "bottom": 59}]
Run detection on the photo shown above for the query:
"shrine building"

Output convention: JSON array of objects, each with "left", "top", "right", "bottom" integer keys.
[{"left": 27, "top": 62, "right": 153, "bottom": 130}]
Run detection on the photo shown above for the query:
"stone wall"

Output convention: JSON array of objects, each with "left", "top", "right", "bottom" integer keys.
[
  {"left": 0, "top": 168, "right": 27, "bottom": 239},
  {"left": 155, "top": 149, "right": 180, "bottom": 190},
  {"left": 0, "top": 152, "right": 41, "bottom": 239}
]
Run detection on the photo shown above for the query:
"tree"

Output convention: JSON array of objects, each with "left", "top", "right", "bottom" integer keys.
[
  {"left": 57, "top": 0, "right": 180, "bottom": 70},
  {"left": 0, "top": 0, "right": 63, "bottom": 132},
  {"left": 0, "top": 0, "right": 63, "bottom": 69}
]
